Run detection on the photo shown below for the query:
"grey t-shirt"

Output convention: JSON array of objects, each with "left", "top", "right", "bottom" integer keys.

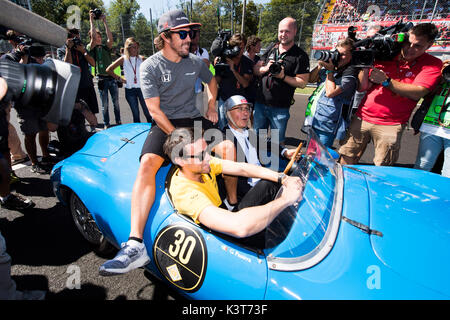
[{"left": 140, "top": 52, "right": 213, "bottom": 120}]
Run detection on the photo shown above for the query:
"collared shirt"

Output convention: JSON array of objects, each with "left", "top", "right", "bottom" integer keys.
[
  {"left": 170, "top": 156, "right": 223, "bottom": 224},
  {"left": 357, "top": 53, "right": 443, "bottom": 125},
  {"left": 228, "top": 126, "right": 261, "bottom": 187}
]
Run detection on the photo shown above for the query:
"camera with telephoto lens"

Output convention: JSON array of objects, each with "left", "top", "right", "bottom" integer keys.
[
  {"left": 0, "top": 59, "right": 81, "bottom": 126},
  {"left": 314, "top": 49, "right": 340, "bottom": 67},
  {"left": 92, "top": 8, "right": 102, "bottom": 20},
  {"left": 210, "top": 30, "right": 241, "bottom": 77}
]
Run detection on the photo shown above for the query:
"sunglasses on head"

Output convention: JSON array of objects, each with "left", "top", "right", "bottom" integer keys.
[{"left": 172, "top": 29, "right": 197, "bottom": 40}]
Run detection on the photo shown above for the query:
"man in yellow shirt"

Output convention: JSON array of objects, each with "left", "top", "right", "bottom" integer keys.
[{"left": 164, "top": 127, "right": 303, "bottom": 239}]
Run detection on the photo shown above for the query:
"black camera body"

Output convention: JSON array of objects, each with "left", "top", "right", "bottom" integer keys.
[
  {"left": 92, "top": 8, "right": 102, "bottom": 20},
  {"left": 210, "top": 30, "right": 241, "bottom": 77},
  {"left": 314, "top": 49, "right": 340, "bottom": 67},
  {"left": 71, "top": 37, "right": 82, "bottom": 47}
]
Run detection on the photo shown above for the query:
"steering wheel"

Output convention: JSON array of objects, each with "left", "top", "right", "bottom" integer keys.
[{"left": 283, "top": 141, "right": 303, "bottom": 174}]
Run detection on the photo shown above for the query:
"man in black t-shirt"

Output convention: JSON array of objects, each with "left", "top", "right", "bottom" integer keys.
[
  {"left": 214, "top": 33, "right": 253, "bottom": 130},
  {"left": 254, "top": 17, "right": 310, "bottom": 145}
]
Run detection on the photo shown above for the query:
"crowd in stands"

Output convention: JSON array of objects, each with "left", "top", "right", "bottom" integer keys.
[
  {"left": 322, "top": 0, "right": 450, "bottom": 24},
  {"left": 1, "top": 9, "right": 449, "bottom": 298}
]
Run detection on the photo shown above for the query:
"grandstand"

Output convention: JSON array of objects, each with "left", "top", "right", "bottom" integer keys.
[{"left": 313, "top": 0, "right": 450, "bottom": 59}]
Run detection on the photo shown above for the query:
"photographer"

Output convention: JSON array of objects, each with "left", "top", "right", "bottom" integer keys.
[
  {"left": 1, "top": 76, "right": 46, "bottom": 300},
  {"left": 214, "top": 33, "right": 253, "bottom": 130},
  {"left": 307, "top": 38, "right": 359, "bottom": 147},
  {"left": 3, "top": 30, "right": 29, "bottom": 64},
  {"left": 57, "top": 28, "right": 99, "bottom": 130},
  {"left": 412, "top": 60, "right": 450, "bottom": 177},
  {"left": 87, "top": 9, "right": 121, "bottom": 129},
  {"left": 253, "top": 17, "right": 310, "bottom": 146},
  {"left": 339, "top": 23, "right": 443, "bottom": 166},
  {"left": 0, "top": 77, "right": 34, "bottom": 210},
  {"left": 15, "top": 44, "right": 56, "bottom": 174}
]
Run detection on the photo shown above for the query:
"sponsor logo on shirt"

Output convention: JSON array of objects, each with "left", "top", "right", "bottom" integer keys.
[
  {"left": 161, "top": 73, "right": 172, "bottom": 83},
  {"left": 185, "top": 71, "right": 196, "bottom": 76}
]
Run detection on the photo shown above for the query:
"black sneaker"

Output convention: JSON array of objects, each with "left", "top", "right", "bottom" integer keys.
[
  {"left": 1, "top": 193, "right": 35, "bottom": 210},
  {"left": 31, "top": 163, "right": 50, "bottom": 174}
]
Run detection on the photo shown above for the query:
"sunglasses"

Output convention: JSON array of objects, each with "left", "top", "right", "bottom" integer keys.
[
  {"left": 183, "top": 149, "right": 208, "bottom": 161},
  {"left": 172, "top": 29, "right": 197, "bottom": 40}
]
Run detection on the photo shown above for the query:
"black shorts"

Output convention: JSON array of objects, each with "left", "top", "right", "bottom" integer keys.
[{"left": 140, "top": 117, "right": 220, "bottom": 162}]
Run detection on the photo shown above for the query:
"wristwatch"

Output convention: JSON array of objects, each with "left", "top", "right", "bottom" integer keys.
[
  {"left": 278, "top": 173, "right": 287, "bottom": 185},
  {"left": 382, "top": 77, "right": 391, "bottom": 87}
]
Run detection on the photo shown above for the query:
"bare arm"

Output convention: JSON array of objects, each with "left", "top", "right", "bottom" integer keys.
[
  {"left": 308, "top": 65, "right": 321, "bottom": 83},
  {"left": 88, "top": 11, "right": 96, "bottom": 49},
  {"left": 221, "top": 159, "right": 280, "bottom": 183},
  {"left": 205, "top": 76, "right": 218, "bottom": 124},
  {"left": 198, "top": 177, "right": 303, "bottom": 238},
  {"left": 370, "top": 67, "right": 430, "bottom": 101},
  {"left": 145, "top": 97, "right": 175, "bottom": 134},
  {"left": 106, "top": 56, "right": 124, "bottom": 80},
  {"left": 102, "top": 15, "right": 114, "bottom": 50}
]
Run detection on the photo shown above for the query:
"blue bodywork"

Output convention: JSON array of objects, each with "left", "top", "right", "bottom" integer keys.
[{"left": 51, "top": 123, "right": 450, "bottom": 299}]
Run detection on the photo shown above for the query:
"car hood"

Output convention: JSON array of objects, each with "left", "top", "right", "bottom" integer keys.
[
  {"left": 359, "top": 166, "right": 450, "bottom": 297},
  {"left": 80, "top": 123, "right": 151, "bottom": 157}
]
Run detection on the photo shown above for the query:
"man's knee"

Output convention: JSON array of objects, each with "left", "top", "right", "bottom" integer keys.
[{"left": 139, "top": 153, "right": 165, "bottom": 176}]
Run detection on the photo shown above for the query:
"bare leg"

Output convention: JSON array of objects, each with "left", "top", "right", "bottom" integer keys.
[{"left": 129, "top": 153, "right": 165, "bottom": 239}]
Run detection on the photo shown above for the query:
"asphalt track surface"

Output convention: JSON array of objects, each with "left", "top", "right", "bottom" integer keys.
[{"left": 2, "top": 89, "right": 421, "bottom": 301}]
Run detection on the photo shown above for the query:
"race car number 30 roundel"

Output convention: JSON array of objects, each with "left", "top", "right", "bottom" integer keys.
[{"left": 153, "top": 224, "right": 207, "bottom": 292}]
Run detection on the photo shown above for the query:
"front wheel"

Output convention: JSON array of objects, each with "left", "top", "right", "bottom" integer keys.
[{"left": 69, "top": 191, "right": 114, "bottom": 255}]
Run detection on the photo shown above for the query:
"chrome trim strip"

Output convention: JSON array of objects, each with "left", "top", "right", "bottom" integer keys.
[{"left": 267, "top": 163, "right": 344, "bottom": 271}]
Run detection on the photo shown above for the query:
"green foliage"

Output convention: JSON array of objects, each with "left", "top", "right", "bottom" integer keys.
[{"left": 29, "top": 0, "right": 321, "bottom": 55}]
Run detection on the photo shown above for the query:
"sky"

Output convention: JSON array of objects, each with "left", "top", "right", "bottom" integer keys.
[{"left": 103, "top": 0, "right": 270, "bottom": 21}]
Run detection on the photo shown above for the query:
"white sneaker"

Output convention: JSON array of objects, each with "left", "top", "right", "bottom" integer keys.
[{"left": 98, "top": 240, "right": 150, "bottom": 276}]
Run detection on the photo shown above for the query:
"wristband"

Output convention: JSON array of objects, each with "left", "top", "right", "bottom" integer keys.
[
  {"left": 382, "top": 77, "right": 391, "bottom": 87},
  {"left": 326, "top": 70, "right": 334, "bottom": 75}
]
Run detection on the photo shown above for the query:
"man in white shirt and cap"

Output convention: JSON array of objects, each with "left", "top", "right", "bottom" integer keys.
[{"left": 222, "top": 95, "right": 300, "bottom": 209}]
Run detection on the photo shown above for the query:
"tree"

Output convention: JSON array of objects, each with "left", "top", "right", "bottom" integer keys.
[
  {"left": 132, "top": 13, "right": 154, "bottom": 57},
  {"left": 259, "top": 0, "right": 320, "bottom": 53}
]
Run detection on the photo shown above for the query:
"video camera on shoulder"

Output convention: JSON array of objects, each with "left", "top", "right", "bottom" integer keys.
[
  {"left": 210, "top": 29, "right": 241, "bottom": 77},
  {"left": 0, "top": 59, "right": 81, "bottom": 125},
  {"left": 352, "top": 20, "right": 413, "bottom": 67},
  {"left": 314, "top": 20, "right": 413, "bottom": 68}
]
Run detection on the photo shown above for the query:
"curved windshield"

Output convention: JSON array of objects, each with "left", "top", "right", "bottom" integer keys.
[{"left": 265, "top": 130, "right": 343, "bottom": 271}]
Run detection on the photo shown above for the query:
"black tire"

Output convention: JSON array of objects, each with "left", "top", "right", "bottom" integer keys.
[{"left": 69, "top": 191, "right": 114, "bottom": 255}]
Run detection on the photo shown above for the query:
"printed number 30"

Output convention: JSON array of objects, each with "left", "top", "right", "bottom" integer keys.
[{"left": 168, "top": 230, "right": 197, "bottom": 264}]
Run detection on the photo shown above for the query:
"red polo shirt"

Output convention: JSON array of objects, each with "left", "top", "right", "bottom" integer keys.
[{"left": 357, "top": 53, "right": 443, "bottom": 125}]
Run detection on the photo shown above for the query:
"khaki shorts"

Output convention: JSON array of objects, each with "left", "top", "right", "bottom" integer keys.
[{"left": 339, "top": 117, "right": 406, "bottom": 166}]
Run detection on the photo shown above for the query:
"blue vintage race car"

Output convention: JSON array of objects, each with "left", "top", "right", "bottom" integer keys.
[{"left": 51, "top": 123, "right": 450, "bottom": 299}]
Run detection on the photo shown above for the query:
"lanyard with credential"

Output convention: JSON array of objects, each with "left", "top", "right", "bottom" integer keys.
[{"left": 130, "top": 56, "right": 138, "bottom": 84}]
